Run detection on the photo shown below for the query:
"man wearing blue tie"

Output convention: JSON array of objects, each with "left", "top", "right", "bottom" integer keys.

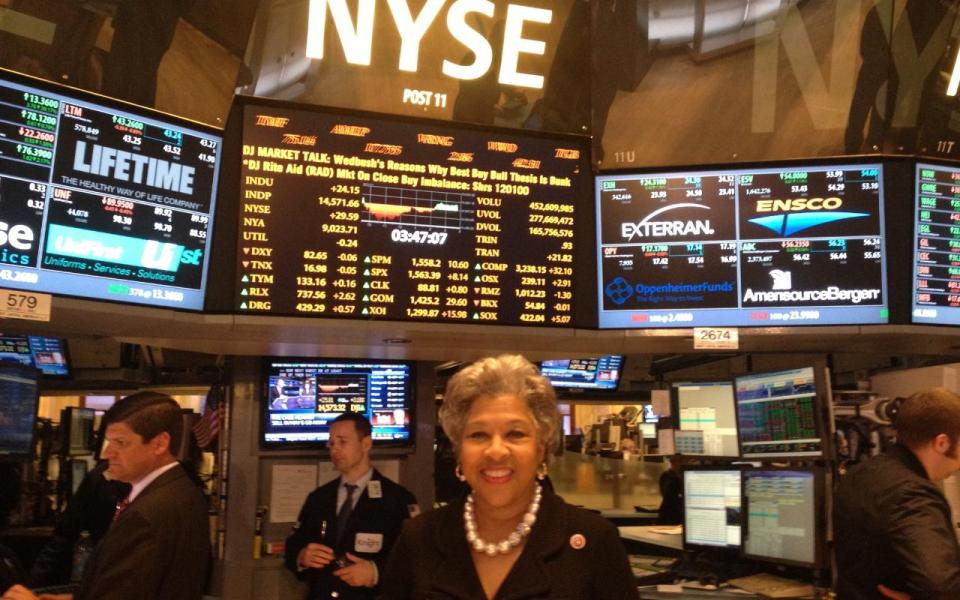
[{"left": 285, "top": 413, "right": 418, "bottom": 600}]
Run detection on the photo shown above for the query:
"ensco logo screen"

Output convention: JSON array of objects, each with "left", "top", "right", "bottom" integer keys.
[{"left": 596, "top": 164, "right": 887, "bottom": 328}]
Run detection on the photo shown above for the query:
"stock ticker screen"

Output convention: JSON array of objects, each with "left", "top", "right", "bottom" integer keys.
[
  {"left": 234, "top": 103, "right": 588, "bottom": 326},
  {"left": 0, "top": 71, "right": 222, "bottom": 309},
  {"left": 913, "top": 162, "right": 960, "bottom": 324},
  {"left": 596, "top": 164, "right": 888, "bottom": 328}
]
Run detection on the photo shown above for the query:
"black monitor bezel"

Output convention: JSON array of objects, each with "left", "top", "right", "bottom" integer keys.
[
  {"left": 681, "top": 464, "right": 744, "bottom": 554},
  {"left": 0, "top": 364, "right": 41, "bottom": 460},
  {"left": 733, "top": 364, "right": 830, "bottom": 460},
  {"left": 671, "top": 380, "right": 741, "bottom": 458},
  {"left": 259, "top": 356, "right": 417, "bottom": 452},
  {"left": 741, "top": 465, "right": 827, "bottom": 569}
]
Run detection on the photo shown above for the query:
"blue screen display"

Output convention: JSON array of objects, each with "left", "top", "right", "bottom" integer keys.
[
  {"left": 0, "top": 69, "right": 222, "bottom": 310},
  {"left": 596, "top": 164, "right": 888, "bottom": 327},
  {"left": 0, "top": 334, "right": 68, "bottom": 376},
  {"left": 262, "top": 359, "right": 413, "bottom": 447},
  {"left": 540, "top": 355, "right": 623, "bottom": 390}
]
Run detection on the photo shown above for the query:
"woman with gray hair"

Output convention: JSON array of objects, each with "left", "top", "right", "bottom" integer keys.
[{"left": 381, "top": 355, "right": 638, "bottom": 599}]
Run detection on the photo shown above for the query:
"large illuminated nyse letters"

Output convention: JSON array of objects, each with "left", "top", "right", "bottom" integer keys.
[{"left": 306, "top": 0, "right": 552, "bottom": 89}]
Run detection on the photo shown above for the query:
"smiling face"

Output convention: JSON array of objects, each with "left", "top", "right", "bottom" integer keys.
[{"left": 459, "top": 394, "right": 544, "bottom": 514}]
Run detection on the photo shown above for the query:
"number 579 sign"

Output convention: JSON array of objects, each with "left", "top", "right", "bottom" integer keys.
[{"left": 0, "top": 288, "right": 51, "bottom": 322}]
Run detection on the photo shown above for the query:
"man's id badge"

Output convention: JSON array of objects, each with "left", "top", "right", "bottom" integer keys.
[
  {"left": 355, "top": 532, "right": 384, "bottom": 553},
  {"left": 367, "top": 480, "right": 382, "bottom": 498}
]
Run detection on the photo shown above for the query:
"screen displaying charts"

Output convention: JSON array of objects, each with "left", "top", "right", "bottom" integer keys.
[
  {"left": 235, "top": 101, "right": 588, "bottom": 326},
  {"left": 0, "top": 335, "right": 68, "bottom": 376},
  {"left": 735, "top": 367, "right": 823, "bottom": 458},
  {"left": 596, "top": 164, "right": 888, "bottom": 327},
  {"left": 261, "top": 359, "right": 413, "bottom": 447},
  {"left": 0, "top": 70, "right": 222, "bottom": 309},
  {"left": 913, "top": 162, "right": 960, "bottom": 324}
]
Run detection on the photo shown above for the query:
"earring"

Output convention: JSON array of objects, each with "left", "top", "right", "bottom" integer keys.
[
  {"left": 536, "top": 462, "right": 548, "bottom": 481},
  {"left": 455, "top": 464, "right": 466, "bottom": 482}
]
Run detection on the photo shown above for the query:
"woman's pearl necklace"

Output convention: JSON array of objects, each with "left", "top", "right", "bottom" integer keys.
[{"left": 464, "top": 483, "right": 542, "bottom": 557}]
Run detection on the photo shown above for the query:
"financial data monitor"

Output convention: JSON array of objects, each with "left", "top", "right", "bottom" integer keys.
[
  {"left": 0, "top": 364, "right": 40, "bottom": 458},
  {"left": 734, "top": 367, "right": 823, "bottom": 458},
  {"left": 683, "top": 468, "right": 742, "bottom": 551},
  {"left": 675, "top": 382, "right": 738, "bottom": 457},
  {"left": 743, "top": 469, "right": 821, "bottom": 567}
]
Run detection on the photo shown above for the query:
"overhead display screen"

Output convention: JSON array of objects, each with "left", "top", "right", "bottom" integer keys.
[
  {"left": 261, "top": 359, "right": 414, "bottom": 449},
  {"left": 540, "top": 355, "right": 624, "bottom": 390},
  {"left": 234, "top": 101, "right": 587, "bottom": 326},
  {"left": 0, "top": 70, "right": 222, "bottom": 310},
  {"left": 0, "top": 335, "right": 69, "bottom": 377},
  {"left": 596, "top": 164, "right": 888, "bottom": 328},
  {"left": 914, "top": 162, "right": 960, "bottom": 324}
]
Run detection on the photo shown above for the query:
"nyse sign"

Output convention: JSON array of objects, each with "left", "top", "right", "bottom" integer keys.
[{"left": 306, "top": 0, "right": 552, "bottom": 89}]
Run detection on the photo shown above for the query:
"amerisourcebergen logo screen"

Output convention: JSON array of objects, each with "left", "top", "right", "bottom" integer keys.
[{"left": 596, "top": 165, "right": 887, "bottom": 328}]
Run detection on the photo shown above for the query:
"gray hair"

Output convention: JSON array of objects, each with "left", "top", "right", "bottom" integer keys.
[{"left": 439, "top": 354, "right": 560, "bottom": 459}]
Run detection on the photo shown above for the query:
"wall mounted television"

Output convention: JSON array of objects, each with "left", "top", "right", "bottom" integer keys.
[
  {"left": 261, "top": 358, "right": 415, "bottom": 450},
  {"left": 596, "top": 162, "right": 888, "bottom": 327},
  {"left": 0, "top": 68, "right": 223, "bottom": 310},
  {"left": 913, "top": 161, "right": 960, "bottom": 324},
  {"left": 0, "top": 364, "right": 40, "bottom": 459},
  {"left": 224, "top": 98, "right": 592, "bottom": 327},
  {"left": 0, "top": 334, "right": 70, "bottom": 377},
  {"left": 539, "top": 355, "right": 624, "bottom": 391}
]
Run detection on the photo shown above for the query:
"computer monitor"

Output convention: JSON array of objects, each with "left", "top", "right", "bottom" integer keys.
[
  {"left": 261, "top": 358, "right": 415, "bottom": 450},
  {"left": 682, "top": 467, "right": 743, "bottom": 552},
  {"left": 540, "top": 355, "right": 625, "bottom": 391},
  {"left": 643, "top": 404, "right": 659, "bottom": 423},
  {"left": 743, "top": 468, "right": 825, "bottom": 568},
  {"left": 734, "top": 366, "right": 827, "bottom": 459},
  {"left": 60, "top": 407, "right": 96, "bottom": 455},
  {"left": 674, "top": 382, "right": 739, "bottom": 457},
  {"left": 640, "top": 423, "right": 657, "bottom": 439},
  {"left": 0, "top": 365, "right": 40, "bottom": 459}
]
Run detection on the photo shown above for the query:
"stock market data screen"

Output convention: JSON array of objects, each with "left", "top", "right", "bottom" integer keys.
[
  {"left": 596, "top": 164, "right": 887, "bottom": 328},
  {"left": 913, "top": 162, "right": 960, "bottom": 325},
  {"left": 0, "top": 70, "right": 222, "bottom": 309},
  {"left": 235, "top": 102, "right": 588, "bottom": 326}
]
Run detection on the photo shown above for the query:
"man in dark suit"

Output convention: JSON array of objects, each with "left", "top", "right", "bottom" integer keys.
[
  {"left": 285, "top": 412, "right": 418, "bottom": 600},
  {"left": 3, "top": 391, "right": 209, "bottom": 600}
]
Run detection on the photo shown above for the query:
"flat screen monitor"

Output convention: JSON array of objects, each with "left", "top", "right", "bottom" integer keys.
[
  {"left": 0, "top": 335, "right": 70, "bottom": 377},
  {"left": 70, "top": 459, "right": 88, "bottom": 494},
  {"left": 639, "top": 422, "right": 656, "bottom": 438},
  {"left": 913, "top": 162, "right": 960, "bottom": 324},
  {"left": 62, "top": 407, "right": 95, "bottom": 455},
  {"left": 643, "top": 404, "right": 659, "bottom": 423},
  {"left": 539, "top": 355, "right": 624, "bottom": 391},
  {"left": 682, "top": 467, "right": 743, "bottom": 551},
  {"left": 674, "top": 382, "right": 738, "bottom": 457},
  {"left": 743, "top": 468, "right": 824, "bottom": 568},
  {"left": 596, "top": 163, "right": 887, "bottom": 327},
  {"left": 734, "top": 367, "right": 824, "bottom": 459},
  {"left": 231, "top": 99, "right": 590, "bottom": 326},
  {"left": 0, "top": 364, "right": 40, "bottom": 458},
  {"left": 0, "top": 68, "right": 223, "bottom": 310},
  {"left": 261, "top": 358, "right": 414, "bottom": 450}
]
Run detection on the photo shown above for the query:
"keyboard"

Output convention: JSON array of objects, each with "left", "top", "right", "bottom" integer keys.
[{"left": 727, "top": 573, "right": 815, "bottom": 598}]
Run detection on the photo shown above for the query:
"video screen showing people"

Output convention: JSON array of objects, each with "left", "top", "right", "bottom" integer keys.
[{"left": 262, "top": 360, "right": 412, "bottom": 447}]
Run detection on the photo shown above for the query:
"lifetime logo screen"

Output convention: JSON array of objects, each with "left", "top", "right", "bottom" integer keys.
[
  {"left": 596, "top": 165, "right": 887, "bottom": 328},
  {"left": 0, "top": 71, "right": 222, "bottom": 310}
]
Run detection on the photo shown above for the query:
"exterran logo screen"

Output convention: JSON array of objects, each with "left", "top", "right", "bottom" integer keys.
[{"left": 596, "top": 165, "right": 887, "bottom": 328}]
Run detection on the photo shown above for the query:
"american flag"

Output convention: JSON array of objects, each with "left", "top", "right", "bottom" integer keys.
[{"left": 193, "top": 384, "right": 223, "bottom": 449}]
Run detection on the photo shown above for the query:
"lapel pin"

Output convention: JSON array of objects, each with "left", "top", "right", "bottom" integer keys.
[{"left": 569, "top": 533, "right": 586, "bottom": 550}]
